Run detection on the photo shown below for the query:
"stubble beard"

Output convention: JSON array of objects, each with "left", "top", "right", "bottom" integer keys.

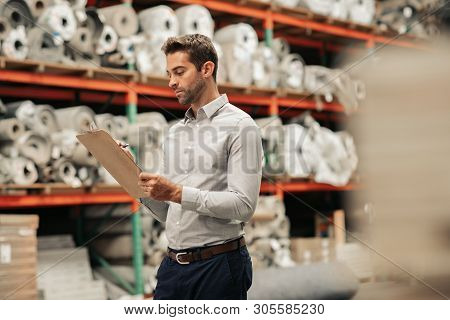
[{"left": 178, "top": 76, "right": 206, "bottom": 106}]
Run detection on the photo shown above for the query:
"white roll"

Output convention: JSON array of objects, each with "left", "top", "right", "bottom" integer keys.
[
  {"left": 0, "top": 118, "right": 25, "bottom": 141},
  {"left": 114, "top": 116, "right": 129, "bottom": 141},
  {"left": 282, "top": 124, "right": 312, "bottom": 178},
  {"left": 1, "top": 26, "right": 28, "bottom": 60},
  {"left": 77, "top": 165, "right": 98, "bottom": 186},
  {"left": 10, "top": 156, "right": 39, "bottom": 185},
  {"left": 279, "top": 53, "right": 305, "bottom": 90},
  {"left": 25, "top": 0, "right": 51, "bottom": 18},
  {"left": 51, "top": 158, "right": 77, "bottom": 185},
  {"left": 98, "top": 4, "right": 138, "bottom": 38},
  {"left": 50, "top": 129, "right": 78, "bottom": 158},
  {"left": 220, "top": 43, "right": 253, "bottom": 86},
  {"left": 27, "top": 27, "right": 65, "bottom": 63},
  {"left": 303, "top": 65, "right": 335, "bottom": 102},
  {"left": 347, "top": 0, "right": 375, "bottom": 25},
  {"left": 330, "top": 0, "right": 349, "bottom": 20},
  {"left": 1, "top": 0, "right": 34, "bottom": 28},
  {"left": 252, "top": 44, "right": 279, "bottom": 89},
  {"left": 95, "top": 25, "right": 118, "bottom": 55},
  {"left": 8, "top": 101, "right": 59, "bottom": 136},
  {"left": 272, "top": 38, "right": 290, "bottom": 59},
  {"left": 273, "top": 0, "right": 300, "bottom": 8},
  {"left": 135, "top": 42, "right": 153, "bottom": 75},
  {"left": 71, "top": 140, "right": 97, "bottom": 166},
  {"left": 54, "top": 106, "right": 96, "bottom": 132},
  {"left": 301, "top": 0, "right": 333, "bottom": 16},
  {"left": 138, "top": 5, "right": 179, "bottom": 47},
  {"left": 175, "top": 5, "right": 214, "bottom": 39},
  {"left": 3, "top": 132, "right": 52, "bottom": 166},
  {"left": 69, "top": 27, "right": 93, "bottom": 54},
  {"left": 212, "top": 41, "right": 227, "bottom": 84},
  {"left": 38, "top": 2, "right": 77, "bottom": 41},
  {"left": 0, "top": 17, "right": 12, "bottom": 40},
  {"left": 215, "top": 23, "right": 258, "bottom": 54},
  {"left": 95, "top": 113, "right": 117, "bottom": 136}
]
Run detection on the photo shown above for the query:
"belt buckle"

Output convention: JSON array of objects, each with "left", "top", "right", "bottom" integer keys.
[{"left": 175, "top": 252, "right": 190, "bottom": 265}]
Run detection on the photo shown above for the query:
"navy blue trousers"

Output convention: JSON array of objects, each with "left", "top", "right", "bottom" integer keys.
[{"left": 153, "top": 246, "right": 252, "bottom": 300}]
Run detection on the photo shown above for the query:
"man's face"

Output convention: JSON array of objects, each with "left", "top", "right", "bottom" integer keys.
[{"left": 166, "top": 51, "right": 206, "bottom": 106}]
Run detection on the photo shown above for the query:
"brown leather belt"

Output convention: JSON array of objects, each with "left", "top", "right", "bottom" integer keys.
[{"left": 168, "top": 237, "right": 246, "bottom": 265}]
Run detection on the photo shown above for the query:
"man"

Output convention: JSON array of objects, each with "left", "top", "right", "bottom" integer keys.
[{"left": 126, "top": 34, "right": 263, "bottom": 299}]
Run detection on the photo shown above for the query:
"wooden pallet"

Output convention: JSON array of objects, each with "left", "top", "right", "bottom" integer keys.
[
  {"left": 219, "top": 82, "right": 277, "bottom": 97},
  {"left": 139, "top": 73, "right": 170, "bottom": 87},
  {"left": 0, "top": 57, "right": 139, "bottom": 83},
  {"left": 0, "top": 183, "right": 125, "bottom": 196}
]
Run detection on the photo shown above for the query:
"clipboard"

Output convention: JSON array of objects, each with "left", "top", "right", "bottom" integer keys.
[{"left": 76, "top": 129, "right": 146, "bottom": 198}]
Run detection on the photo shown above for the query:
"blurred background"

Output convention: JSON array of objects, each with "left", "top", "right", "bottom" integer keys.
[{"left": 0, "top": 0, "right": 449, "bottom": 300}]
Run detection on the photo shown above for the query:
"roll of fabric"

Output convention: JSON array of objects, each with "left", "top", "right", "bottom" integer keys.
[
  {"left": 301, "top": 0, "right": 333, "bottom": 16},
  {"left": 0, "top": 17, "right": 12, "bottom": 40},
  {"left": 303, "top": 65, "right": 335, "bottom": 102},
  {"left": 135, "top": 42, "right": 153, "bottom": 75},
  {"left": 214, "top": 23, "right": 258, "bottom": 54},
  {"left": 51, "top": 158, "right": 77, "bottom": 184},
  {"left": 273, "top": 0, "right": 300, "bottom": 8},
  {"left": 67, "top": 0, "right": 87, "bottom": 23},
  {"left": 220, "top": 43, "right": 253, "bottom": 86},
  {"left": 54, "top": 106, "right": 96, "bottom": 132},
  {"left": 95, "top": 24, "right": 118, "bottom": 55},
  {"left": 281, "top": 123, "right": 312, "bottom": 178},
  {"left": 272, "top": 37, "right": 290, "bottom": 60},
  {"left": 95, "top": 113, "right": 117, "bottom": 137},
  {"left": 77, "top": 165, "right": 98, "bottom": 185},
  {"left": 0, "top": 0, "right": 34, "bottom": 28},
  {"left": 330, "top": 0, "right": 349, "bottom": 20},
  {"left": 71, "top": 139, "right": 97, "bottom": 166},
  {"left": 38, "top": 2, "right": 77, "bottom": 42},
  {"left": 27, "top": 27, "right": 64, "bottom": 62},
  {"left": 113, "top": 116, "right": 129, "bottom": 141},
  {"left": 212, "top": 41, "right": 227, "bottom": 84},
  {"left": 0, "top": 118, "right": 25, "bottom": 141},
  {"left": 138, "top": 5, "right": 179, "bottom": 47},
  {"left": 1, "top": 26, "right": 28, "bottom": 60},
  {"left": 50, "top": 129, "right": 77, "bottom": 158},
  {"left": 279, "top": 53, "right": 305, "bottom": 90},
  {"left": 7, "top": 101, "right": 59, "bottom": 136},
  {"left": 175, "top": 5, "right": 214, "bottom": 39},
  {"left": 69, "top": 27, "right": 93, "bottom": 54},
  {"left": 2, "top": 132, "right": 52, "bottom": 166},
  {"left": 347, "top": 0, "right": 375, "bottom": 25},
  {"left": 85, "top": 7, "right": 104, "bottom": 41},
  {"left": 252, "top": 43, "right": 278, "bottom": 89},
  {"left": 24, "top": 0, "right": 50, "bottom": 18},
  {"left": 98, "top": 4, "right": 138, "bottom": 38},
  {"left": 10, "top": 156, "right": 39, "bottom": 184}
]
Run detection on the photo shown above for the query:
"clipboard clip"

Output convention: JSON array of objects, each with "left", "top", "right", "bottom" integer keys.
[{"left": 89, "top": 122, "right": 98, "bottom": 131}]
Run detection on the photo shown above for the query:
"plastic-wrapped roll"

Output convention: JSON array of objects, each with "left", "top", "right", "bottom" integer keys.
[
  {"left": 54, "top": 106, "right": 96, "bottom": 132},
  {"left": 273, "top": 0, "right": 299, "bottom": 8},
  {"left": 212, "top": 41, "right": 227, "bottom": 84},
  {"left": 175, "top": 5, "right": 214, "bottom": 39},
  {"left": 0, "top": 132, "right": 52, "bottom": 166},
  {"left": 252, "top": 44, "right": 278, "bottom": 89},
  {"left": 135, "top": 42, "right": 153, "bottom": 75},
  {"left": 0, "top": 0, "right": 34, "bottom": 28},
  {"left": 95, "top": 25, "right": 118, "bottom": 55},
  {"left": 38, "top": 2, "right": 77, "bottom": 41},
  {"left": 330, "top": 0, "right": 349, "bottom": 20},
  {"left": 7, "top": 101, "right": 59, "bottom": 136},
  {"left": 0, "top": 17, "right": 12, "bottom": 40},
  {"left": 220, "top": 43, "right": 253, "bottom": 86},
  {"left": 10, "top": 156, "right": 39, "bottom": 185},
  {"left": 281, "top": 124, "right": 312, "bottom": 178},
  {"left": 214, "top": 23, "right": 258, "bottom": 54},
  {"left": 128, "top": 112, "right": 167, "bottom": 147},
  {"left": 71, "top": 140, "right": 97, "bottom": 166},
  {"left": 1, "top": 26, "right": 28, "bottom": 60},
  {"left": 77, "top": 166, "right": 97, "bottom": 186},
  {"left": 279, "top": 53, "right": 305, "bottom": 90},
  {"left": 67, "top": 0, "right": 87, "bottom": 23},
  {"left": 98, "top": 4, "right": 138, "bottom": 38},
  {"left": 272, "top": 38, "right": 290, "bottom": 60},
  {"left": 24, "top": 0, "right": 50, "bottom": 18},
  {"left": 95, "top": 113, "right": 117, "bottom": 136},
  {"left": 301, "top": 0, "right": 333, "bottom": 16},
  {"left": 0, "top": 118, "right": 25, "bottom": 141},
  {"left": 50, "top": 158, "right": 77, "bottom": 185},
  {"left": 303, "top": 65, "right": 335, "bottom": 102},
  {"left": 114, "top": 116, "right": 129, "bottom": 141},
  {"left": 138, "top": 5, "right": 179, "bottom": 46},
  {"left": 347, "top": 0, "right": 375, "bottom": 25},
  {"left": 69, "top": 27, "right": 93, "bottom": 54},
  {"left": 51, "top": 129, "right": 77, "bottom": 158},
  {"left": 27, "top": 27, "right": 64, "bottom": 62}
]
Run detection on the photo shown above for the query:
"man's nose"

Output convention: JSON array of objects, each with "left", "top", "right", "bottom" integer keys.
[{"left": 169, "top": 77, "right": 177, "bottom": 90}]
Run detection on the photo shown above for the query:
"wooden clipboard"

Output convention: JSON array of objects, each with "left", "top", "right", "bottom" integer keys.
[{"left": 76, "top": 129, "right": 146, "bottom": 198}]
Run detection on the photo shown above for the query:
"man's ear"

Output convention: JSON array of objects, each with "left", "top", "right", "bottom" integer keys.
[{"left": 202, "top": 61, "right": 215, "bottom": 79}]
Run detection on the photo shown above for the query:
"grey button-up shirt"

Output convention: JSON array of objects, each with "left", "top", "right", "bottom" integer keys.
[{"left": 141, "top": 94, "right": 263, "bottom": 249}]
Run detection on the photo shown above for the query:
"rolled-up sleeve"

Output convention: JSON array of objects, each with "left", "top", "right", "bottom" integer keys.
[{"left": 181, "top": 117, "right": 263, "bottom": 222}]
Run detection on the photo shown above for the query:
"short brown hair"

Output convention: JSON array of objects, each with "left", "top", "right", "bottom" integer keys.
[{"left": 162, "top": 34, "right": 218, "bottom": 81}]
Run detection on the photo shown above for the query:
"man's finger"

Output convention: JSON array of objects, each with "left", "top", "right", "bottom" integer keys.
[{"left": 139, "top": 172, "right": 158, "bottom": 180}]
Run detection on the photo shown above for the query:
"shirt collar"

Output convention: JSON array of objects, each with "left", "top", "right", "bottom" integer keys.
[{"left": 184, "top": 94, "right": 229, "bottom": 124}]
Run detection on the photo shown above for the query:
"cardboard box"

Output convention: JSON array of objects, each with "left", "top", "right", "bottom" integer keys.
[{"left": 290, "top": 237, "right": 336, "bottom": 264}]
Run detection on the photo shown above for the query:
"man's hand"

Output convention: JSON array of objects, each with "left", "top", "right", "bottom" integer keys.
[
  {"left": 115, "top": 140, "right": 135, "bottom": 162},
  {"left": 138, "top": 172, "right": 182, "bottom": 203}
]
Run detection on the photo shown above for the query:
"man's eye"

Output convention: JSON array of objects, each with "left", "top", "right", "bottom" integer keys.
[{"left": 176, "top": 72, "right": 184, "bottom": 76}]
